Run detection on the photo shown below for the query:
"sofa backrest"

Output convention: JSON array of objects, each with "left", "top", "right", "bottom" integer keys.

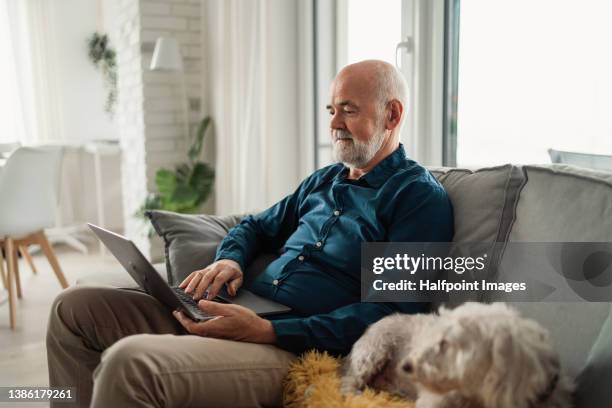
[
  {"left": 428, "top": 165, "right": 524, "bottom": 244},
  {"left": 431, "top": 163, "right": 612, "bottom": 397},
  {"left": 504, "top": 164, "right": 612, "bottom": 242},
  {"left": 487, "top": 164, "right": 612, "bottom": 383}
]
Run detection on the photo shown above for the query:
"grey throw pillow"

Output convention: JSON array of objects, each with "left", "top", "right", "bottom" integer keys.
[
  {"left": 428, "top": 165, "right": 524, "bottom": 244},
  {"left": 146, "top": 210, "right": 244, "bottom": 285},
  {"left": 574, "top": 305, "right": 612, "bottom": 407}
]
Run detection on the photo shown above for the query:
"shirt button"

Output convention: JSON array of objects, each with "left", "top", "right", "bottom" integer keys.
[
  {"left": 315, "top": 241, "right": 322, "bottom": 247},
  {"left": 333, "top": 210, "right": 341, "bottom": 216},
  {"left": 298, "top": 255, "right": 305, "bottom": 262},
  {"left": 272, "top": 279, "right": 279, "bottom": 286}
]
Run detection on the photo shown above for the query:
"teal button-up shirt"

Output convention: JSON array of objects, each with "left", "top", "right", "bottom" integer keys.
[{"left": 215, "top": 144, "right": 453, "bottom": 355}]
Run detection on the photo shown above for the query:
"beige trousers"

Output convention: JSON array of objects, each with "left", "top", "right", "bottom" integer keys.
[{"left": 46, "top": 286, "right": 297, "bottom": 408}]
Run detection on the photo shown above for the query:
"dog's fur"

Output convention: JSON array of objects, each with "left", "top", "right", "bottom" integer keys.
[{"left": 341, "top": 302, "right": 573, "bottom": 408}]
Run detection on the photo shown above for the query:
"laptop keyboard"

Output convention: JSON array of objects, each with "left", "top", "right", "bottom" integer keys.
[{"left": 171, "top": 287, "right": 214, "bottom": 320}]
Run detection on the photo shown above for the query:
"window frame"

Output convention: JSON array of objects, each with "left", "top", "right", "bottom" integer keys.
[{"left": 442, "top": 0, "right": 460, "bottom": 167}]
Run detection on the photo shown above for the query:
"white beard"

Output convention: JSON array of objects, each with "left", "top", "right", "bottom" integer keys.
[{"left": 332, "top": 128, "right": 386, "bottom": 168}]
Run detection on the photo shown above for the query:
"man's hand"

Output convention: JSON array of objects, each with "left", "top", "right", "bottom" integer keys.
[
  {"left": 173, "top": 301, "right": 277, "bottom": 344},
  {"left": 179, "top": 259, "right": 243, "bottom": 300}
]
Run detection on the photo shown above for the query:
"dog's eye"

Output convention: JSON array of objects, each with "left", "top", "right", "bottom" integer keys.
[{"left": 438, "top": 339, "right": 448, "bottom": 352}]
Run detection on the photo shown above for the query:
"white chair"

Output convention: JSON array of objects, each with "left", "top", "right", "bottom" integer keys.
[
  {"left": 0, "top": 142, "right": 41, "bottom": 276},
  {"left": 0, "top": 146, "right": 68, "bottom": 329}
]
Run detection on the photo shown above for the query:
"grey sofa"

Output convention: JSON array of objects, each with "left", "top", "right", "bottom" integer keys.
[
  {"left": 79, "top": 163, "right": 612, "bottom": 406},
  {"left": 427, "top": 164, "right": 612, "bottom": 406}
]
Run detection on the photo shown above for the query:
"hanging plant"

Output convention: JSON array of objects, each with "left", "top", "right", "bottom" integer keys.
[{"left": 87, "top": 32, "right": 117, "bottom": 116}]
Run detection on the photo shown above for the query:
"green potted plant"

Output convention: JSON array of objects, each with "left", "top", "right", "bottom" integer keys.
[{"left": 137, "top": 116, "right": 215, "bottom": 218}]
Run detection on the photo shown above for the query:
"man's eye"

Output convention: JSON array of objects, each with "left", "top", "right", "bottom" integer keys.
[{"left": 344, "top": 110, "right": 355, "bottom": 114}]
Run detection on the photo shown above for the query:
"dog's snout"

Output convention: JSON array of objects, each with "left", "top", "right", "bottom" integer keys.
[{"left": 402, "top": 360, "right": 413, "bottom": 373}]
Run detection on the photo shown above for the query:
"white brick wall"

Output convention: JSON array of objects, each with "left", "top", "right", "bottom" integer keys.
[
  {"left": 115, "top": 0, "right": 150, "bottom": 257},
  {"left": 114, "top": 0, "right": 204, "bottom": 260},
  {"left": 140, "top": 2, "right": 171, "bottom": 15},
  {"left": 171, "top": 4, "right": 200, "bottom": 16}
]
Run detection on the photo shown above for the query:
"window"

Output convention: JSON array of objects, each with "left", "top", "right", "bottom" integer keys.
[
  {"left": 452, "top": 0, "right": 612, "bottom": 167},
  {"left": 343, "top": 0, "right": 402, "bottom": 66}
]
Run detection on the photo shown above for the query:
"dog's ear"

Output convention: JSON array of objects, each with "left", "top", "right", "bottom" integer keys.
[
  {"left": 483, "top": 323, "right": 554, "bottom": 408},
  {"left": 482, "top": 328, "right": 524, "bottom": 408}
]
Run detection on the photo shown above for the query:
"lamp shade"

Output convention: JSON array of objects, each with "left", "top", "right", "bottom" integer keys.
[{"left": 150, "top": 37, "right": 183, "bottom": 71}]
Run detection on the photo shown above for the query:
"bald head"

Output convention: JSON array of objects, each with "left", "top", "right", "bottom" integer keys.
[
  {"left": 327, "top": 60, "right": 407, "bottom": 170},
  {"left": 335, "top": 60, "right": 408, "bottom": 117}
]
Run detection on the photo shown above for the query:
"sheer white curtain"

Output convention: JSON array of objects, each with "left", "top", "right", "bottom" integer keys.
[
  {"left": 0, "top": 0, "right": 64, "bottom": 145},
  {"left": 204, "top": 0, "right": 303, "bottom": 215},
  {"left": 0, "top": 1, "right": 25, "bottom": 144}
]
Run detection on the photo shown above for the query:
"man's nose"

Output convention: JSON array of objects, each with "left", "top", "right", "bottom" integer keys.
[{"left": 329, "top": 112, "right": 345, "bottom": 130}]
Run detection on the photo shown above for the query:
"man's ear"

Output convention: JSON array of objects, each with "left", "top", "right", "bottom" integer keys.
[{"left": 385, "top": 99, "right": 403, "bottom": 130}]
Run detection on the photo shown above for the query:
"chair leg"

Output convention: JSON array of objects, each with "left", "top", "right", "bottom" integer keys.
[
  {"left": 19, "top": 245, "right": 37, "bottom": 274},
  {"left": 12, "top": 244, "right": 22, "bottom": 299},
  {"left": 0, "top": 243, "right": 7, "bottom": 290},
  {"left": 36, "top": 231, "right": 68, "bottom": 289},
  {"left": 5, "top": 239, "right": 17, "bottom": 329}
]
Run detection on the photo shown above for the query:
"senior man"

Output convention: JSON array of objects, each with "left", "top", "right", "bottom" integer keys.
[{"left": 47, "top": 59, "right": 453, "bottom": 407}]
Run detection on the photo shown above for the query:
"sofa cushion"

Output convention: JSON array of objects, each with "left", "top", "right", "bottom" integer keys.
[
  {"left": 147, "top": 210, "right": 244, "bottom": 285},
  {"left": 428, "top": 165, "right": 524, "bottom": 244},
  {"left": 491, "top": 164, "right": 612, "bottom": 378},
  {"left": 427, "top": 165, "right": 524, "bottom": 306},
  {"left": 574, "top": 305, "right": 612, "bottom": 407}
]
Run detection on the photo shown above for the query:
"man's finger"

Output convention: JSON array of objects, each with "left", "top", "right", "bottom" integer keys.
[
  {"left": 173, "top": 310, "right": 200, "bottom": 334},
  {"left": 206, "top": 270, "right": 234, "bottom": 299},
  {"left": 226, "top": 281, "right": 235, "bottom": 297},
  {"left": 197, "top": 299, "right": 236, "bottom": 316},
  {"left": 178, "top": 271, "right": 198, "bottom": 289},
  {"left": 228, "top": 277, "right": 242, "bottom": 296},
  {"left": 185, "top": 271, "right": 206, "bottom": 294},
  {"left": 194, "top": 267, "right": 221, "bottom": 300}
]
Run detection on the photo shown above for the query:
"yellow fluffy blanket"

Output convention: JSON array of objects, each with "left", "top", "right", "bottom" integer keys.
[{"left": 283, "top": 351, "right": 415, "bottom": 408}]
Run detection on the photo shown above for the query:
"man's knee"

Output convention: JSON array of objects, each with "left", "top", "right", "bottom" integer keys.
[
  {"left": 48, "top": 286, "right": 101, "bottom": 330},
  {"left": 48, "top": 286, "right": 88, "bottom": 333},
  {"left": 93, "top": 335, "right": 160, "bottom": 390}
]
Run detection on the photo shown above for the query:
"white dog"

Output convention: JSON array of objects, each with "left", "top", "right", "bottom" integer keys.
[{"left": 341, "top": 302, "right": 573, "bottom": 408}]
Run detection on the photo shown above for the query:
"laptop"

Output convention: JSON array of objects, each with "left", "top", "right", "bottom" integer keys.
[{"left": 88, "top": 223, "right": 291, "bottom": 321}]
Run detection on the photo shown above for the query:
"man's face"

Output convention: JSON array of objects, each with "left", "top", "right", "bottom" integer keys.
[{"left": 327, "top": 72, "right": 387, "bottom": 168}]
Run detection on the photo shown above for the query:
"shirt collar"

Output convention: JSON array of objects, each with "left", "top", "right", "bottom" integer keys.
[{"left": 334, "top": 143, "right": 408, "bottom": 187}]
